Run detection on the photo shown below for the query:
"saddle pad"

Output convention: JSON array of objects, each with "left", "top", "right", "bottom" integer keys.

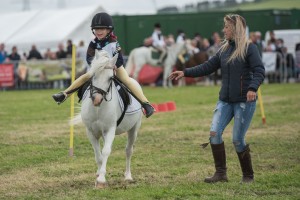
[{"left": 116, "top": 85, "right": 141, "bottom": 114}]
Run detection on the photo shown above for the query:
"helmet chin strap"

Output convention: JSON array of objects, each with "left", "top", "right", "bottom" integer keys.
[{"left": 91, "top": 29, "right": 113, "bottom": 41}]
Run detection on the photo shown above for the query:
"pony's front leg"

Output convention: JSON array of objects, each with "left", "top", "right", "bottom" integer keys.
[
  {"left": 86, "top": 128, "right": 103, "bottom": 176},
  {"left": 96, "top": 128, "right": 116, "bottom": 187}
]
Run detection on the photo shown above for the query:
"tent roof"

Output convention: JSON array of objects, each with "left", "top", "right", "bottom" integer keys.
[{"left": 1, "top": 5, "right": 105, "bottom": 53}]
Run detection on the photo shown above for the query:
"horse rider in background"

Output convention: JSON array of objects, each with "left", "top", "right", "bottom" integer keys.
[
  {"left": 151, "top": 23, "right": 167, "bottom": 65},
  {"left": 176, "top": 29, "right": 187, "bottom": 65}
]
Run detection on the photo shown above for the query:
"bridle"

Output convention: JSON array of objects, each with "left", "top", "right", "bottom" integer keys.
[{"left": 89, "top": 66, "right": 115, "bottom": 103}]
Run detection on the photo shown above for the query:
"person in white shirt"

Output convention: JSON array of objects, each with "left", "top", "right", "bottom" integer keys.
[
  {"left": 176, "top": 29, "right": 186, "bottom": 64},
  {"left": 176, "top": 29, "right": 185, "bottom": 44},
  {"left": 151, "top": 23, "right": 166, "bottom": 65}
]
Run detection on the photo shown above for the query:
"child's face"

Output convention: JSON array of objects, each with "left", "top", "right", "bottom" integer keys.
[{"left": 94, "top": 28, "right": 110, "bottom": 40}]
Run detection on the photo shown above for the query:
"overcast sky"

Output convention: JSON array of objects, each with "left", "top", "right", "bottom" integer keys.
[{"left": 0, "top": 0, "right": 228, "bottom": 15}]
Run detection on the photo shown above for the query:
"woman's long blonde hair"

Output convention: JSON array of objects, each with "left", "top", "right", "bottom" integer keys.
[{"left": 219, "top": 14, "right": 250, "bottom": 63}]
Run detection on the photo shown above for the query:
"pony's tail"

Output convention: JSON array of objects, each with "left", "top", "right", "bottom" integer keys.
[
  {"left": 125, "top": 49, "right": 136, "bottom": 77},
  {"left": 69, "top": 113, "right": 83, "bottom": 126}
]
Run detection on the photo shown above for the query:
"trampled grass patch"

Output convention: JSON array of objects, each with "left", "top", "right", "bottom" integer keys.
[{"left": 0, "top": 83, "right": 299, "bottom": 199}]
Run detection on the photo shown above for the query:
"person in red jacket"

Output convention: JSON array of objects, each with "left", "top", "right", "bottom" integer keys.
[{"left": 169, "top": 14, "right": 265, "bottom": 183}]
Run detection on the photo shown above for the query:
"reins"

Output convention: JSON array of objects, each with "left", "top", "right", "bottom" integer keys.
[
  {"left": 90, "top": 78, "right": 113, "bottom": 102},
  {"left": 89, "top": 65, "right": 128, "bottom": 126},
  {"left": 89, "top": 66, "right": 115, "bottom": 102}
]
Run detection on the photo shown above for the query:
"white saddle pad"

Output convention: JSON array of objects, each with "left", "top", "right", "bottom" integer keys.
[{"left": 116, "top": 85, "right": 142, "bottom": 114}]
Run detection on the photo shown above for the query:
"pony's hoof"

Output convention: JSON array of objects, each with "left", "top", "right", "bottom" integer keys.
[
  {"left": 95, "top": 181, "right": 107, "bottom": 189},
  {"left": 125, "top": 179, "right": 136, "bottom": 184}
]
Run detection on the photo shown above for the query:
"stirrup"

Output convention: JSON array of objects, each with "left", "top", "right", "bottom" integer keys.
[{"left": 52, "top": 92, "right": 67, "bottom": 105}]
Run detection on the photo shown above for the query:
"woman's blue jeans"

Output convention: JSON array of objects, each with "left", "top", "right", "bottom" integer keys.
[{"left": 209, "top": 100, "right": 256, "bottom": 152}]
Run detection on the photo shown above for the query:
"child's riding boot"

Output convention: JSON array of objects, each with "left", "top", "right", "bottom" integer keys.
[
  {"left": 52, "top": 92, "right": 67, "bottom": 104},
  {"left": 142, "top": 102, "right": 155, "bottom": 118}
]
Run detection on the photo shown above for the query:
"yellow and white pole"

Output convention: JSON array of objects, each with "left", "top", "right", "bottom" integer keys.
[
  {"left": 257, "top": 87, "right": 266, "bottom": 124},
  {"left": 69, "top": 44, "right": 76, "bottom": 156}
]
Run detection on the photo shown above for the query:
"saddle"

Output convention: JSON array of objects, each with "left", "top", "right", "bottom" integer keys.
[{"left": 77, "top": 77, "right": 133, "bottom": 126}]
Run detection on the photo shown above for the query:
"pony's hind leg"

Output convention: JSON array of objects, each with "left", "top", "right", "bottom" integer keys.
[
  {"left": 86, "top": 128, "right": 103, "bottom": 177},
  {"left": 124, "top": 127, "right": 138, "bottom": 181}
]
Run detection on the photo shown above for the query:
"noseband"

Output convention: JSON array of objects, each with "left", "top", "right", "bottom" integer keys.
[{"left": 89, "top": 66, "right": 115, "bottom": 102}]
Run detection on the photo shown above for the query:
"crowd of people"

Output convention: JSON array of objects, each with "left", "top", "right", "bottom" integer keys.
[
  {"left": 144, "top": 24, "right": 300, "bottom": 84},
  {"left": 0, "top": 39, "right": 86, "bottom": 64},
  {"left": 1, "top": 23, "right": 300, "bottom": 90},
  {"left": 0, "top": 39, "right": 88, "bottom": 90}
]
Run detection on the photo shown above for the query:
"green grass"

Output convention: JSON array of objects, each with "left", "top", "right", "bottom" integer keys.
[{"left": 0, "top": 83, "right": 299, "bottom": 199}]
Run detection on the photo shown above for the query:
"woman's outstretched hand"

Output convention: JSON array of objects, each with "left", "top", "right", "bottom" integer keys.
[{"left": 168, "top": 71, "right": 184, "bottom": 80}]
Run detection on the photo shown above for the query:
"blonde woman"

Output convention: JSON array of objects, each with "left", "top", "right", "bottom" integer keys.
[{"left": 169, "top": 14, "right": 265, "bottom": 183}]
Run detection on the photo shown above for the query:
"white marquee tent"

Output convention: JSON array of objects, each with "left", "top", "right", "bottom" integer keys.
[{"left": 1, "top": 5, "right": 105, "bottom": 54}]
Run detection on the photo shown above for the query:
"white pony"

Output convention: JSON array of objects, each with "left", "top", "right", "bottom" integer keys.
[
  {"left": 72, "top": 50, "right": 143, "bottom": 188},
  {"left": 125, "top": 40, "right": 192, "bottom": 88}
]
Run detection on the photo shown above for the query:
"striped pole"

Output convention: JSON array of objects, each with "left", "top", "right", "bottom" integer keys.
[
  {"left": 257, "top": 87, "right": 266, "bottom": 124},
  {"left": 69, "top": 44, "right": 76, "bottom": 156}
]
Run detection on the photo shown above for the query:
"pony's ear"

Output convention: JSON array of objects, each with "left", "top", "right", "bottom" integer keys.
[{"left": 110, "top": 53, "right": 118, "bottom": 67}]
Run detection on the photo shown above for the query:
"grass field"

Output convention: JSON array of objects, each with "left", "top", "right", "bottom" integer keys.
[{"left": 0, "top": 83, "right": 299, "bottom": 199}]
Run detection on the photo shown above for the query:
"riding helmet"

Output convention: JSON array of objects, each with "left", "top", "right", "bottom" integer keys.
[{"left": 91, "top": 12, "right": 114, "bottom": 30}]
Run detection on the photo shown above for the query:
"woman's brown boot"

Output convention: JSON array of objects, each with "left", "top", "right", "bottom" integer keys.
[
  {"left": 237, "top": 145, "right": 254, "bottom": 183},
  {"left": 204, "top": 142, "right": 228, "bottom": 183}
]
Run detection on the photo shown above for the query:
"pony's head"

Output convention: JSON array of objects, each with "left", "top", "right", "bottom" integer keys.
[{"left": 90, "top": 50, "right": 118, "bottom": 106}]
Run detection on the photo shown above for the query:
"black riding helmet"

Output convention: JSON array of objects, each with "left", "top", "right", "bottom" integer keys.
[
  {"left": 91, "top": 12, "right": 114, "bottom": 41},
  {"left": 91, "top": 12, "right": 114, "bottom": 30}
]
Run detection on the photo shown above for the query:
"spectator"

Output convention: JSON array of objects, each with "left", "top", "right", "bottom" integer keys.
[
  {"left": 249, "top": 32, "right": 262, "bottom": 57},
  {"left": 56, "top": 43, "right": 67, "bottom": 59},
  {"left": 8, "top": 46, "right": 21, "bottom": 88},
  {"left": 296, "top": 43, "right": 300, "bottom": 51},
  {"left": 189, "top": 39, "right": 200, "bottom": 55},
  {"left": 176, "top": 29, "right": 185, "bottom": 44},
  {"left": 151, "top": 23, "right": 166, "bottom": 65},
  {"left": 265, "top": 30, "right": 276, "bottom": 52},
  {"left": 165, "top": 34, "right": 175, "bottom": 47},
  {"left": 265, "top": 40, "right": 276, "bottom": 52},
  {"left": 282, "top": 47, "right": 295, "bottom": 80},
  {"left": 66, "top": 39, "right": 73, "bottom": 58},
  {"left": 194, "top": 33, "right": 203, "bottom": 49},
  {"left": 255, "top": 31, "right": 264, "bottom": 56},
  {"left": 44, "top": 48, "right": 56, "bottom": 60},
  {"left": 8, "top": 46, "right": 21, "bottom": 62},
  {"left": 200, "top": 38, "right": 210, "bottom": 52},
  {"left": 209, "top": 31, "right": 220, "bottom": 46},
  {"left": 143, "top": 37, "right": 153, "bottom": 47},
  {"left": 207, "top": 32, "right": 222, "bottom": 57},
  {"left": 0, "top": 43, "right": 8, "bottom": 63},
  {"left": 27, "top": 45, "right": 43, "bottom": 60},
  {"left": 295, "top": 43, "right": 300, "bottom": 81},
  {"left": 76, "top": 40, "right": 86, "bottom": 61},
  {"left": 77, "top": 40, "right": 88, "bottom": 73}
]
